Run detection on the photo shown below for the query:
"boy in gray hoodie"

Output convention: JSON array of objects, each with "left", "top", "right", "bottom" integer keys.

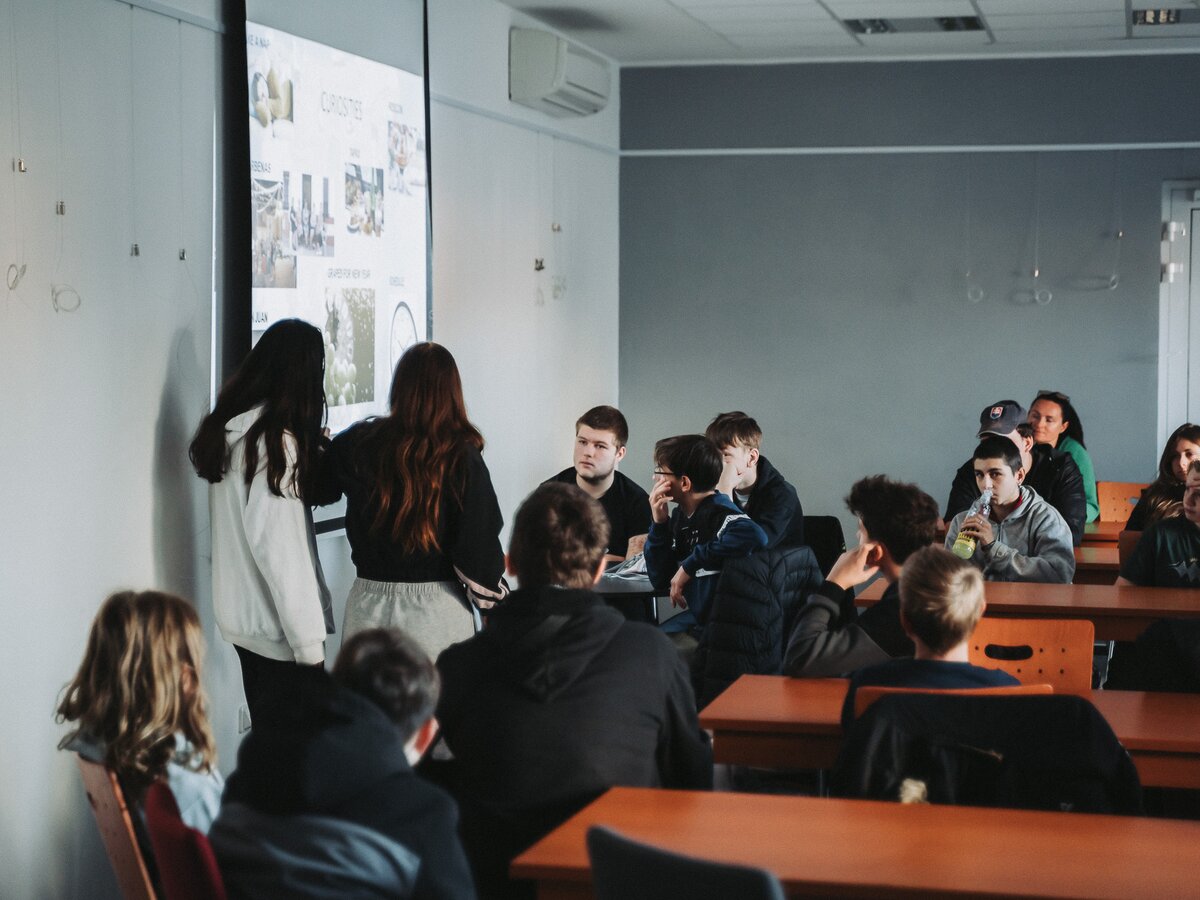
[{"left": 945, "top": 435, "right": 1075, "bottom": 583}]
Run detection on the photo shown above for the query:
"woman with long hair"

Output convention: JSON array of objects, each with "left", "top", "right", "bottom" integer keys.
[
  {"left": 1028, "top": 390, "right": 1099, "bottom": 523},
  {"left": 189, "top": 318, "right": 333, "bottom": 718},
  {"left": 327, "top": 342, "right": 505, "bottom": 660},
  {"left": 57, "top": 591, "right": 223, "bottom": 831},
  {"left": 1126, "top": 423, "right": 1200, "bottom": 531}
]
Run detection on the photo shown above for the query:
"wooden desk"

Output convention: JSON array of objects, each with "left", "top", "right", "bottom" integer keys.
[
  {"left": 511, "top": 787, "right": 1200, "bottom": 899},
  {"left": 857, "top": 579, "right": 1200, "bottom": 641},
  {"left": 1074, "top": 545, "right": 1119, "bottom": 585},
  {"left": 699, "top": 675, "right": 1200, "bottom": 789},
  {"left": 1084, "top": 520, "right": 1125, "bottom": 544}
]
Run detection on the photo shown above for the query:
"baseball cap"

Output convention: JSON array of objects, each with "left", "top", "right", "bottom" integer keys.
[{"left": 977, "top": 400, "right": 1026, "bottom": 437}]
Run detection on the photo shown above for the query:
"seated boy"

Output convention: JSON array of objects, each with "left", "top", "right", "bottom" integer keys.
[
  {"left": 945, "top": 401, "right": 1086, "bottom": 546},
  {"left": 784, "top": 475, "right": 939, "bottom": 677},
  {"left": 705, "top": 411, "right": 805, "bottom": 548},
  {"left": 544, "top": 405, "right": 650, "bottom": 560},
  {"left": 435, "top": 483, "right": 712, "bottom": 897},
  {"left": 945, "top": 435, "right": 1075, "bottom": 584},
  {"left": 643, "top": 434, "right": 769, "bottom": 653},
  {"left": 211, "top": 629, "right": 474, "bottom": 900},
  {"left": 1117, "top": 459, "right": 1200, "bottom": 588},
  {"left": 841, "top": 545, "right": 1020, "bottom": 726}
]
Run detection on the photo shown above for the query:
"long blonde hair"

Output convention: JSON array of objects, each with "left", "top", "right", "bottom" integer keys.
[{"left": 56, "top": 591, "right": 216, "bottom": 800}]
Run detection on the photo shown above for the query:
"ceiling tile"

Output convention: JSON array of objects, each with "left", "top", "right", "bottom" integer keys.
[
  {"left": 825, "top": 0, "right": 977, "bottom": 16},
  {"left": 987, "top": 12, "right": 1127, "bottom": 29},
  {"left": 715, "top": 20, "right": 852, "bottom": 35},
  {"left": 980, "top": 0, "right": 1121, "bottom": 10},
  {"left": 991, "top": 25, "right": 1129, "bottom": 41}
]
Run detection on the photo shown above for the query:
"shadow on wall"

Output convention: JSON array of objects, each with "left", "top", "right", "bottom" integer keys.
[{"left": 152, "top": 327, "right": 206, "bottom": 603}]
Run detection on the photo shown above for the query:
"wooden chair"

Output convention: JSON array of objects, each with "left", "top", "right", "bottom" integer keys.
[
  {"left": 1118, "top": 530, "right": 1142, "bottom": 569},
  {"left": 854, "top": 683, "right": 1052, "bottom": 719},
  {"left": 969, "top": 617, "right": 1095, "bottom": 694},
  {"left": 1096, "top": 482, "right": 1147, "bottom": 523},
  {"left": 587, "top": 825, "right": 786, "bottom": 900},
  {"left": 76, "top": 755, "right": 156, "bottom": 900}
]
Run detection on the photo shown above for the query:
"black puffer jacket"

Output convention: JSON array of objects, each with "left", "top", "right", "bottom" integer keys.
[{"left": 692, "top": 546, "right": 823, "bottom": 708}]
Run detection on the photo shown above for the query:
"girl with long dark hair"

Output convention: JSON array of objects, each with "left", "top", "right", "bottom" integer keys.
[
  {"left": 1028, "top": 390, "right": 1098, "bottom": 523},
  {"left": 1126, "top": 423, "right": 1200, "bottom": 530},
  {"left": 326, "top": 342, "right": 505, "bottom": 659},
  {"left": 189, "top": 318, "right": 333, "bottom": 717}
]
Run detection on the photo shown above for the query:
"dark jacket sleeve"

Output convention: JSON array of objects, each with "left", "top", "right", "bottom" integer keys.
[
  {"left": 311, "top": 432, "right": 346, "bottom": 507},
  {"left": 681, "top": 505, "right": 768, "bottom": 575},
  {"left": 748, "top": 477, "right": 800, "bottom": 550},
  {"left": 643, "top": 519, "right": 676, "bottom": 592},
  {"left": 945, "top": 459, "right": 977, "bottom": 522},
  {"left": 1125, "top": 493, "right": 1149, "bottom": 532},
  {"left": 655, "top": 640, "right": 714, "bottom": 789},
  {"left": 1047, "top": 454, "right": 1086, "bottom": 546},
  {"left": 450, "top": 448, "right": 506, "bottom": 594},
  {"left": 408, "top": 789, "right": 477, "bottom": 900},
  {"left": 1119, "top": 526, "right": 1157, "bottom": 585},
  {"left": 782, "top": 582, "right": 891, "bottom": 678}
]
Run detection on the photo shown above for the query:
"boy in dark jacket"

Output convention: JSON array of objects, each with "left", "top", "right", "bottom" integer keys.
[
  {"left": 644, "top": 434, "right": 769, "bottom": 655},
  {"left": 436, "top": 483, "right": 713, "bottom": 898},
  {"left": 706, "top": 410, "right": 805, "bottom": 549},
  {"left": 784, "top": 475, "right": 940, "bottom": 678},
  {"left": 211, "top": 630, "right": 474, "bottom": 900}
]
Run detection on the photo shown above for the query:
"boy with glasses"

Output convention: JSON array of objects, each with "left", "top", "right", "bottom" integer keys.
[{"left": 644, "top": 434, "right": 768, "bottom": 656}]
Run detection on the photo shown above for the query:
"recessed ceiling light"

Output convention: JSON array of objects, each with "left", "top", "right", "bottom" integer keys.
[{"left": 1133, "top": 9, "right": 1181, "bottom": 24}]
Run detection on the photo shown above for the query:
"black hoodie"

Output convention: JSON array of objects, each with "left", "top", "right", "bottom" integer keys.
[
  {"left": 215, "top": 671, "right": 474, "bottom": 900},
  {"left": 434, "top": 586, "right": 712, "bottom": 894}
]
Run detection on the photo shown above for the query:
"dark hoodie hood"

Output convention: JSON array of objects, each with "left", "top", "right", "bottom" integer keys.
[
  {"left": 224, "top": 669, "right": 411, "bottom": 816},
  {"left": 480, "top": 586, "right": 625, "bottom": 702}
]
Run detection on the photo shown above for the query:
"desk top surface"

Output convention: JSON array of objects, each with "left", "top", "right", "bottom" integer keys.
[
  {"left": 511, "top": 787, "right": 1200, "bottom": 899},
  {"left": 857, "top": 579, "right": 1200, "bottom": 619},
  {"left": 1075, "top": 545, "right": 1119, "bottom": 566},
  {"left": 1084, "top": 520, "right": 1127, "bottom": 543},
  {"left": 699, "top": 675, "right": 1200, "bottom": 755}
]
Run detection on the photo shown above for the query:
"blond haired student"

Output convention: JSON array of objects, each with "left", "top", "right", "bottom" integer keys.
[
  {"left": 841, "top": 546, "right": 1018, "bottom": 726},
  {"left": 57, "top": 590, "right": 224, "bottom": 833}
]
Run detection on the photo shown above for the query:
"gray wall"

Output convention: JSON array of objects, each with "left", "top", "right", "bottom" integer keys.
[{"left": 619, "top": 57, "right": 1200, "bottom": 532}]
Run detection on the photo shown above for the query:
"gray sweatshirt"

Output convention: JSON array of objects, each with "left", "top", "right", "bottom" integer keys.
[{"left": 945, "top": 485, "right": 1075, "bottom": 583}]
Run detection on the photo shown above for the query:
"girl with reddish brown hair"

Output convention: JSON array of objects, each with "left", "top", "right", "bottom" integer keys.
[{"left": 326, "top": 342, "right": 506, "bottom": 659}]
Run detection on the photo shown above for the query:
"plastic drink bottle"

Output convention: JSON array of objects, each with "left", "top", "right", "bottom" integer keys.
[{"left": 951, "top": 489, "right": 993, "bottom": 559}]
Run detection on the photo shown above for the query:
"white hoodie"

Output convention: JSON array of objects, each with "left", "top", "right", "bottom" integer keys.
[{"left": 210, "top": 407, "right": 333, "bottom": 664}]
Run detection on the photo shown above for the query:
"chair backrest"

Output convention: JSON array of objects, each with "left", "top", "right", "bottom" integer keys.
[
  {"left": 833, "top": 693, "right": 1143, "bottom": 815},
  {"left": 801, "top": 515, "right": 846, "bottom": 577},
  {"left": 1097, "top": 482, "right": 1148, "bottom": 523},
  {"left": 75, "top": 755, "right": 156, "bottom": 900},
  {"left": 1117, "top": 530, "right": 1142, "bottom": 569},
  {"left": 587, "top": 825, "right": 786, "bottom": 900},
  {"left": 853, "top": 683, "right": 1053, "bottom": 719},
  {"left": 144, "top": 783, "right": 227, "bottom": 900},
  {"left": 968, "top": 617, "right": 1094, "bottom": 694}
]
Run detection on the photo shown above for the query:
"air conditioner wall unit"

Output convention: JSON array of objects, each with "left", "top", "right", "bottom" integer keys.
[{"left": 509, "top": 28, "right": 611, "bottom": 118}]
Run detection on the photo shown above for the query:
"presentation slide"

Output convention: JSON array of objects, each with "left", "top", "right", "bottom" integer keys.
[{"left": 247, "top": 21, "right": 428, "bottom": 433}]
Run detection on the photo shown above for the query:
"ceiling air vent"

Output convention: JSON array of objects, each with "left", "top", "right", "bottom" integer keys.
[{"left": 844, "top": 16, "right": 983, "bottom": 35}]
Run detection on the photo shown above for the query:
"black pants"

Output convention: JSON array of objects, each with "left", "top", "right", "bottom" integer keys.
[{"left": 234, "top": 645, "right": 323, "bottom": 726}]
